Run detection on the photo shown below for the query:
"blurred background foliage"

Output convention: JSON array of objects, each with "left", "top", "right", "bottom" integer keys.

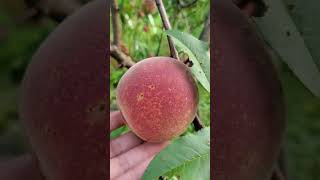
[{"left": 0, "top": 0, "right": 318, "bottom": 180}]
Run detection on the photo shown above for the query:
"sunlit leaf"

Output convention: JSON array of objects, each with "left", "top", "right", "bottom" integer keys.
[{"left": 142, "top": 127, "right": 210, "bottom": 180}]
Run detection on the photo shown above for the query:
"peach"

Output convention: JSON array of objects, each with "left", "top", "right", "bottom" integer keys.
[{"left": 116, "top": 57, "right": 199, "bottom": 142}]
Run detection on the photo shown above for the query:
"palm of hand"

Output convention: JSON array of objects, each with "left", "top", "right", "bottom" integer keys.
[{"left": 110, "top": 111, "right": 169, "bottom": 180}]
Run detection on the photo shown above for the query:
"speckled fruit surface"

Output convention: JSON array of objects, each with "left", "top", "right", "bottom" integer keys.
[
  {"left": 117, "top": 57, "right": 199, "bottom": 142},
  {"left": 19, "top": 0, "right": 107, "bottom": 180}
]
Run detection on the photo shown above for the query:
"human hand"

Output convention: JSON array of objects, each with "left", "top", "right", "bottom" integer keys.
[{"left": 110, "top": 111, "right": 169, "bottom": 180}]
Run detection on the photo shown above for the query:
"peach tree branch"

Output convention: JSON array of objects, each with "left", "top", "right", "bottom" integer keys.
[
  {"left": 110, "top": 45, "right": 135, "bottom": 68},
  {"left": 111, "top": 0, "right": 121, "bottom": 46},
  {"left": 154, "top": 0, "right": 180, "bottom": 60}
]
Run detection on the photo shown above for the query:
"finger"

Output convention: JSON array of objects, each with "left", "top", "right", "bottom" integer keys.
[
  {"left": 113, "top": 155, "right": 155, "bottom": 180},
  {"left": 110, "top": 132, "right": 143, "bottom": 158},
  {"left": 110, "top": 141, "right": 169, "bottom": 179},
  {"left": 110, "top": 111, "right": 126, "bottom": 131}
]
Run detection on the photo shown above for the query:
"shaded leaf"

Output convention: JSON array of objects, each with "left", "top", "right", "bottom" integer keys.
[
  {"left": 254, "top": 0, "right": 320, "bottom": 97},
  {"left": 282, "top": 0, "right": 320, "bottom": 68}
]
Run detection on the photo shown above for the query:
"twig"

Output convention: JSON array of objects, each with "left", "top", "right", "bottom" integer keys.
[
  {"left": 110, "top": 0, "right": 134, "bottom": 68},
  {"left": 111, "top": 0, "right": 122, "bottom": 46},
  {"left": 154, "top": 0, "right": 180, "bottom": 60},
  {"left": 110, "top": 45, "right": 135, "bottom": 68}
]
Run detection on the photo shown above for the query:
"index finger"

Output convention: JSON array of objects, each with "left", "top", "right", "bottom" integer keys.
[
  {"left": 110, "top": 141, "right": 170, "bottom": 179},
  {"left": 110, "top": 111, "right": 126, "bottom": 131}
]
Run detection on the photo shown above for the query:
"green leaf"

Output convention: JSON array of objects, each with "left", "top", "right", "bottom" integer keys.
[
  {"left": 110, "top": 125, "right": 130, "bottom": 140},
  {"left": 254, "top": 0, "right": 320, "bottom": 97},
  {"left": 142, "top": 127, "right": 210, "bottom": 180},
  {"left": 165, "top": 30, "right": 210, "bottom": 93},
  {"left": 282, "top": 0, "right": 320, "bottom": 68}
]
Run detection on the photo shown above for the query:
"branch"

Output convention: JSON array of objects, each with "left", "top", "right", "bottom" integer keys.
[
  {"left": 154, "top": 0, "right": 180, "bottom": 60},
  {"left": 110, "top": 45, "right": 135, "bottom": 68},
  {"left": 110, "top": 0, "right": 132, "bottom": 68},
  {"left": 111, "top": 0, "right": 122, "bottom": 46}
]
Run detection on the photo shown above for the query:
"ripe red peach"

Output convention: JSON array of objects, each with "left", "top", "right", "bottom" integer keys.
[{"left": 116, "top": 57, "right": 199, "bottom": 142}]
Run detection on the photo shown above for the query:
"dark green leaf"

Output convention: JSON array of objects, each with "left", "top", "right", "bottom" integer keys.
[{"left": 254, "top": 0, "right": 320, "bottom": 97}]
